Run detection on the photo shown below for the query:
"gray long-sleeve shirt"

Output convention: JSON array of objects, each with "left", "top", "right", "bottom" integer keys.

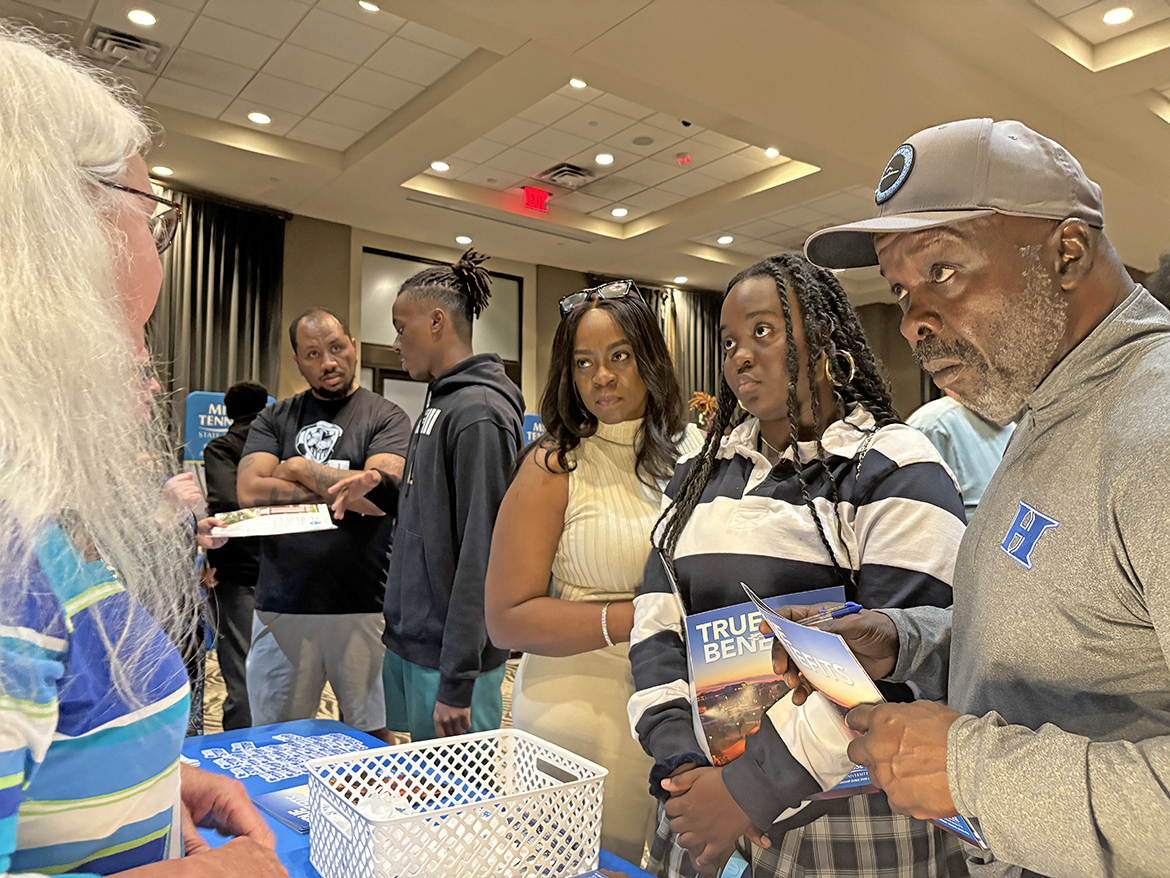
[{"left": 885, "top": 287, "right": 1170, "bottom": 878}]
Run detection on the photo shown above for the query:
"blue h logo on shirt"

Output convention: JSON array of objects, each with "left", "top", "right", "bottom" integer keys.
[{"left": 1000, "top": 501, "right": 1059, "bottom": 570}]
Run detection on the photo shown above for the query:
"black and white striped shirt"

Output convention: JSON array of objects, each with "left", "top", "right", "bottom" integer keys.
[{"left": 628, "top": 406, "right": 967, "bottom": 870}]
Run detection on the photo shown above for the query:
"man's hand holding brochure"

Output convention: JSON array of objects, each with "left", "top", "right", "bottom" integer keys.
[{"left": 749, "top": 586, "right": 986, "bottom": 849}]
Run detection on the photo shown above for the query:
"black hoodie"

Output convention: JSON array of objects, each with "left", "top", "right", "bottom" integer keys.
[{"left": 379, "top": 353, "right": 524, "bottom": 708}]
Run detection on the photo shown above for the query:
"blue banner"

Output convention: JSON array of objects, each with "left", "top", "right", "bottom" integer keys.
[
  {"left": 184, "top": 391, "right": 230, "bottom": 464},
  {"left": 523, "top": 413, "right": 546, "bottom": 445}
]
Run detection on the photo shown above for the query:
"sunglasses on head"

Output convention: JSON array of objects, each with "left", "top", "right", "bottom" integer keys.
[
  {"left": 558, "top": 279, "right": 640, "bottom": 317},
  {"left": 100, "top": 180, "right": 183, "bottom": 255}
]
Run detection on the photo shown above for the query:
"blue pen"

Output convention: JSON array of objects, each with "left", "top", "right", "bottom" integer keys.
[{"left": 798, "top": 601, "right": 864, "bottom": 627}]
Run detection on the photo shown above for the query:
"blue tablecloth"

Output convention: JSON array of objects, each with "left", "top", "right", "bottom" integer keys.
[{"left": 183, "top": 719, "right": 651, "bottom": 878}]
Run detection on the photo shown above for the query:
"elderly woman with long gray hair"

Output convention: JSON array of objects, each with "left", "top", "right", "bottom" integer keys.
[{"left": 0, "top": 28, "right": 283, "bottom": 876}]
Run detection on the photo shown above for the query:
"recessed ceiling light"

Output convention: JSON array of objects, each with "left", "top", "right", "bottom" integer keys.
[
  {"left": 151, "top": 166, "right": 174, "bottom": 177},
  {"left": 611, "top": 207, "right": 628, "bottom": 217},
  {"left": 595, "top": 153, "right": 614, "bottom": 165},
  {"left": 430, "top": 160, "right": 450, "bottom": 172},
  {"left": 358, "top": 0, "right": 380, "bottom": 10},
  {"left": 673, "top": 276, "right": 688, "bottom": 284},
  {"left": 764, "top": 147, "right": 781, "bottom": 159},
  {"left": 569, "top": 78, "right": 588, "bottom": 89},
  {"left": 455, "top": 235, "right": 472, "bottom": 245},
  {"left": 247, "top": 111, "right": 271, "bottom": 125},
  {"left": 1103, "top": 6, "right": 1133, "bottom": 24},
  {"left": 127, "top": 9, "right": 156, "bottom": 26},
  {"left": 717, "top": 235, "right": 734, "bottom": 245}
]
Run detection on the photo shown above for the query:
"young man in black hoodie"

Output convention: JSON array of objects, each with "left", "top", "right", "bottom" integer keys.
[{"left": 331, "top": 251, "right": 524, "bottom": 741}]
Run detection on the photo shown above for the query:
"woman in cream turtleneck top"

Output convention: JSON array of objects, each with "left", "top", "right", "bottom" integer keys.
[{"left": 486, "top": 288, "right": 701, "bottom": 865}]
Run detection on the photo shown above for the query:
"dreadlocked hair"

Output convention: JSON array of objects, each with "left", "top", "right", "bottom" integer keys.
[
  {"left": 654, "top": 253, "right": 900, "bottom": 601},
  {"left": 400, "top": 249, "right": 493, "bottom": 335}
]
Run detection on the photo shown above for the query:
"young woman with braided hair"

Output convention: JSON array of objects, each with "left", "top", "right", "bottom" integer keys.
[
  {"left": 628, "top": 254, "right": 969, "bottom": 878},
  {"left": 331, "top": 249, "right": 526, "bottom": 742}
]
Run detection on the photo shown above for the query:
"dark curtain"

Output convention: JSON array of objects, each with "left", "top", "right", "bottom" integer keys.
[
  {"left": 147, "top": 187, "right": 285, "bottom": 427},
  {"left": 642, "top": 285, "right": 723, "bottom": 405}
]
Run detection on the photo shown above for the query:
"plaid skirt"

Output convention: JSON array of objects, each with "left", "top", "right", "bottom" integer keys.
[{"left": 647, "top": 793, "right": 969, "bottom": 878}]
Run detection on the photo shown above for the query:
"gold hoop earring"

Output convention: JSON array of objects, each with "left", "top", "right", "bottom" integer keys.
[{"left": 824, "top": 351, "right": 856, "bottom": 386}]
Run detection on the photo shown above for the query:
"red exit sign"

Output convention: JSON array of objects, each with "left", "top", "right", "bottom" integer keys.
[{"left": 523, "top": 186, "right": 550, "bottom": 212}]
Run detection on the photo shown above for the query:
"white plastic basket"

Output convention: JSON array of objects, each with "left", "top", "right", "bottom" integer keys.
[{"left": 305, "top": 728, "right": 607, "bottom": 878}]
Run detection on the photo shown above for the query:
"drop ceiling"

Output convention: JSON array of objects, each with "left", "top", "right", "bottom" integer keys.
[{"left": 5, "top": 0, "right": 1170, "bottom": 297}]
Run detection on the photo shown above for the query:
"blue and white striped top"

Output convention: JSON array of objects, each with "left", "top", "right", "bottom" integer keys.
[{"left": 1, "top": 518, "right": 189, "bottom": 876}]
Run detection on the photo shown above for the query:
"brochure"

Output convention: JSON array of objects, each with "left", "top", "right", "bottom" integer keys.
[
  {"left": 685, "top": 585, "right": 845, "bottom": 766},
  {"left": 253, "top": 783, "right": 310, "bottom": 833},
  {"left": 210, "top": 504, "right": 336, "bottom": 537},
  {"left": 741, "top": 583, "right": 989, "bottom": 850}
]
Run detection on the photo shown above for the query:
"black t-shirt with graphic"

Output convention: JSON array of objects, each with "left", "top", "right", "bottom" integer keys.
[{"left": 242, "top": 387, "right": 411, "bottom": 614}]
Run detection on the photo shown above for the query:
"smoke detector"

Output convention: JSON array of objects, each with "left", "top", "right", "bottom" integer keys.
[
  {"left": 82, "top": 25, "right": 167, "bottom": 73},
  {"left": 534, "top": 162, "right": 595, "bottom": 191}
]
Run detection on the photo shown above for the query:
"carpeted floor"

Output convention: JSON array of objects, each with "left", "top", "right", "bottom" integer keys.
[{"left": 200, "top": 650, "right": 519, "bottom": 736}]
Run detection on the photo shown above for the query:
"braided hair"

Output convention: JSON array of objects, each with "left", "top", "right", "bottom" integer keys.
[
  {"left": 399, "top": 249, "right": 493, "bottom": 337},
  {"left": 655, "top": 253, "right": 900, "bottom": 598}
]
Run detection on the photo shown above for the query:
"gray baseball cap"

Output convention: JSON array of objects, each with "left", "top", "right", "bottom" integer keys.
[{"left": 804, "top": 118, "right": 1105, "bottom": 269}]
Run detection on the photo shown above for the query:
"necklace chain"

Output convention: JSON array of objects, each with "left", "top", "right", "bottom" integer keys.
[{"left": 759, "top": 431, "right": 784, "bottom": 457}]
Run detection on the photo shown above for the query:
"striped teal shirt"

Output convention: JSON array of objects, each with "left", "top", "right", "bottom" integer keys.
[{"left": 1, "top": 519, "right": 189, "bottom": 875}]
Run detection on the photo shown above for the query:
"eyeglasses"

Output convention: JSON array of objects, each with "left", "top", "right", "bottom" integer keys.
[
  {"left": 100, "top": 181, "right": 183, "bottom": 254},
  {"left": 558, "top": 279, "right": 640, "bottom": 317}
]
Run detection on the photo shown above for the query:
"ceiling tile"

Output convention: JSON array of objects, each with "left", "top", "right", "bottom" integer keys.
[
  {"left": 768, "top": 204, "right": 830, "bottom": 228},
  {"left": 452, "top": 138, "right": 508, "bottom": 164},
  {"left": 201, "top": 0, "right": 310, "bottom": 40},
  {"left": 114, "top": 68, "right": 157, "bottom": 103},
  {"left": 517, "top": 93, "right": 580, "bottom": 126},
  {"left": 553, "top": 191, "right": 610, "bottom": 214},
  {"left": 657, "top": 172, "right": 723, "bottom": 197},
  {"left": 314, "top": 0, "right": 406, "bottom": 33},
  {"left": 161, "top": 0, "right": 204, "bottom": 9},
  {"left": 619, "top": 158, "right": 684, "bottom": 187},
  {"left": 590, "top": 93, "right": 654, "bottom": 120},
  {"left": 592, "top": 204, "right": 649, "bottom": 222},
  {"left": 740, "top": 145, "right": 788, "bottom": 167},
  {"left": 335, "top": 68, "right": 421, "bottom": 110},
  {"left": 809, "top": 190, "right": 872, "bottom": 219},
  {"left": 734, "top": 219, "right": 787, "bottom": 238},
  {"left": 1031, "top": 0, "right": 1096, "bottom": 15},
  {"left": 91, "top": 0, "right": 195, "bottom": 46},
  {"left": 262, "top": 43, "right": 356, "bottom": 90},
  {"left": 457, "top": 166, "right": 525, "bottom": 191},
  {"left": 693, "top": 129, "right": 749, "bottom": 152},
  {"left": 579, "top": 175, "right": 645, "bottom": 201},
  {"left": 484, "top": 116, "right": 542, "bottom": 146},
  {"left": 566, "top": 145, "right": 641, "bottom": 176},
  {"left": 182, "top": 17, "right": 279, "bottom": 68},
  {"left": 738, "top": 239, "right": 783, "bottom": 256},
  {"left": 624, "top": 187, "right": 685, "bottom": 211},
  {"left": 650, "top": 136, "right": 727, "bottom": 169},
  {"left": 556, "top": 82, "right": 605, "bottom": 102},
  {"left": 845, "top": 183, "right": 876, "bottom": 199},
  {"left": 238, "top": 72, "right": 327, "bottom": 115},
  {"left": 1061, "top": 0, "right": 1170, "bottom": 43},
  {"left": 310, "top": 93, "right": 390, "bottom": 130},
  {"left": 148, "top": 77, "right": 233, "bottom": 117},
  {"left": 19, "top": 0, "right": 96, "bottom": 15},
  {"left": 644, "top": 113, "right": 704, "bottom": 138},
  {"left": 397, "top": 20, "right": 475, "bottom": 58},
  {"left": 489, "top": 147, "right": 559, "bottom": 177},
  {"left": 423, "top": 156, "right": 474, "bottom": 178},
  {"left": 365, "top": 35, "right": 460, "bottom": 85},
  {"left": 701, "top": 152, "right": 765, "bottom": 182},
  {"left": 518, "top": 127, "right": 594, "bottom": 160},
  {"left": 219, "top": 98, "right": 299, "bottom": 135},
  {"left": 286, "top": 117, "right": 364, "bottom": 150},
  {"left": 605, "top": 121, "right": 683, "bottom": 156},
  {"left": 162, "top": 49, "right": 253, "bottom": 96},
  {"left": 287, "top": 8, "right": 389, "bottom": 62},
  {"left": 768, "top": 229, "right": 809, "bottom": 250},
  {"left": 553, "top": 103, "right": 636, "bottom": 141}
]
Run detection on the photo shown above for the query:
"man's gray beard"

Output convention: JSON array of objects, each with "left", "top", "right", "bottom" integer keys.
[{"left": 915, "top": 246, "right": 1067, "bottom": 426}]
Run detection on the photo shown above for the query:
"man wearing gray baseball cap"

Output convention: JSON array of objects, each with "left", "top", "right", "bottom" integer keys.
[{"left": 770, "top": 119, "right": 1170, "bottom": 877}]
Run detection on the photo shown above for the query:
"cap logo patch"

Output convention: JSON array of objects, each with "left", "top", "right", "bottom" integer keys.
[{"left": 876, "top": 143, "right": 914, "bottom": 204}]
